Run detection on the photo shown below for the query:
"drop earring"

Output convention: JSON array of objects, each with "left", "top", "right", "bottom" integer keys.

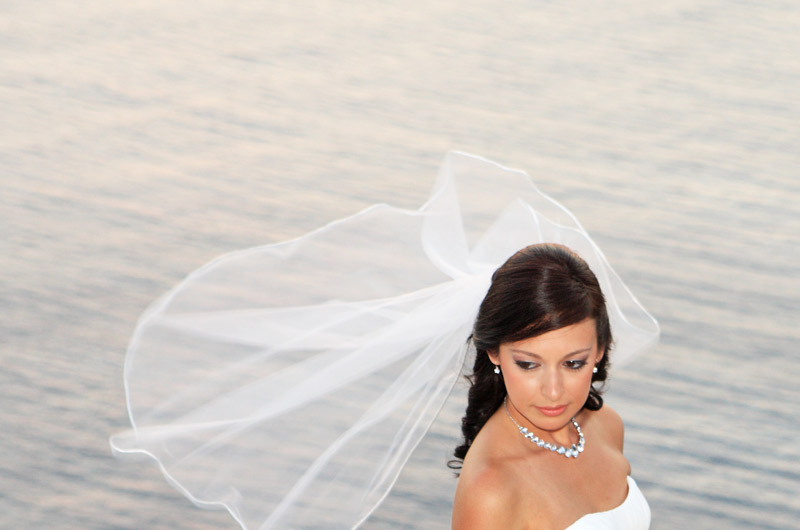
[
  {"left": 494, "top": 364, "right": 501, "bottom": 375},
  {"left": 592, "top": 366, "right": 598, "bottom": 374}
]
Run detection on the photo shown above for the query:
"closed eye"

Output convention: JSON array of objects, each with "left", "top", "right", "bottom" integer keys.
[
  {"left": 565, "top": 359, "right": 588, "bottom": 370},
  {"left": 515, "top": 361, "right": 539, "bottom": 371}
]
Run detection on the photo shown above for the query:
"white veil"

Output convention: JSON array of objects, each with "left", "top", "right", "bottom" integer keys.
[{"left": 110, "top": 151, "right": 659, "bottom": 529}]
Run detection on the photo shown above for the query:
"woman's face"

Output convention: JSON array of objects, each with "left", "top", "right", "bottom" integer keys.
[{"left": 489, "top": 318, "right": 602, "bottom": 431}]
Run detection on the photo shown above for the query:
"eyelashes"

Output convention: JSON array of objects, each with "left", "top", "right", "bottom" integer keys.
[
  {"left": 515, "top": 361, "right": 538, "bottom": 370},
  {"left": 513, "top": 359, "right": 588, "bottom": 371},
  {"left": 565, "top": 360, "right": 587, "bottom": 370}
]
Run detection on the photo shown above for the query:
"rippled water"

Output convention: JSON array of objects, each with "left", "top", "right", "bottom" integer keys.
[{"left": 2, "top": 1, "right": 799, "bottom": 528}]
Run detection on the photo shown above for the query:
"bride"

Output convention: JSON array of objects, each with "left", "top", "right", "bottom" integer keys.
[
  {"left": 451, "top": 244, "right": 651, "bottom": 529},
  {"left": 110, "top": 152, "right": 657, "bottom": 529}
]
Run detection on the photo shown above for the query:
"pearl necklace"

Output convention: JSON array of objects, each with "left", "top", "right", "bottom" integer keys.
[{"left": 503, "top": 399, "right": 585, "bottom": 458}]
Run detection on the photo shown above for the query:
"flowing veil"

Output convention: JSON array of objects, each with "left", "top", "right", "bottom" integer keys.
[{"left": 110, "top": 151, "right": 659, "bottom": 529}]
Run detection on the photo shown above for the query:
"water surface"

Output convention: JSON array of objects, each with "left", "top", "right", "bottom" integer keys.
[{"left": 2, "top": 1, "right": 799, "bottom": 528}]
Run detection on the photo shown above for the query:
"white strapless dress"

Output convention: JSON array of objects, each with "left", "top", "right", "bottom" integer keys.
[{"left": 565, "top": 476, "right": 650, "bottom": 529}]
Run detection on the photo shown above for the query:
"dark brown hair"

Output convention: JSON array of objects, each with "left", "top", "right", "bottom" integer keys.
[{"left": 450, "top": 243, "right": 612, "bottom": 468}]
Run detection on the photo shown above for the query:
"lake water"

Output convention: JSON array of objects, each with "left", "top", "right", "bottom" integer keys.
[{"left": 2, "top": 1, "right": 799, "bottom": 528}]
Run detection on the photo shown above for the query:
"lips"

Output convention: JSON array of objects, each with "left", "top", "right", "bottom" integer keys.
[{"left": 536, "top": 405, "right": 568, "bottom": 417}]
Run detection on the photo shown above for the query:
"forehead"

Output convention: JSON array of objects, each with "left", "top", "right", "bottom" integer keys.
[{"left": 501, "top": 318, "right": 597, "bottom": 355}]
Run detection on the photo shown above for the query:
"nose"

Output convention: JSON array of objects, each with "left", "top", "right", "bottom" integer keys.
[{"left": 541, "top": 368, "right": 564, "bottom": 401}]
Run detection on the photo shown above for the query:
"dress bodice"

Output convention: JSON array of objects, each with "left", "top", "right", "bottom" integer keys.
[{"left": 565, "top": 476, "right": 650, "bottom": 529}]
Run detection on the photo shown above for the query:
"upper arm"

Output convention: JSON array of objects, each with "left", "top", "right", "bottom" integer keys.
[
  {"left": 596, "top": 404, "right": 625, "bottom": 452},
  {"left": 452, "top": 467, "right": 516, "bottom": 530}
]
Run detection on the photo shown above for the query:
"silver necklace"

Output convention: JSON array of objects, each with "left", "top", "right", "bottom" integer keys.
[{"left": 503, "top": 399, "right": 585, "bottom": 458}]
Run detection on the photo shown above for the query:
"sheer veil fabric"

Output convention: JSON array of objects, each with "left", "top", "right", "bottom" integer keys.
[{"left": 110, "top": 152, "right": 659, "bottom": 529}]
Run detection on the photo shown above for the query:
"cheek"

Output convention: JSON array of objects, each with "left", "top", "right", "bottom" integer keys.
[
  {"left": 567, "top": 372, "right": 594, "bottom": 396},
  {"left": 501, "top": 369, "right": 530, "bottom": 396},
  {"left": 502, "top": 369, "right": 594, "bottom": 400}
]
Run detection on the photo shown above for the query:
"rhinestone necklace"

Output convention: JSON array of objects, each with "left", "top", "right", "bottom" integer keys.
[{"left": 503, "top": 399, "right": 585, "bottom": 458}]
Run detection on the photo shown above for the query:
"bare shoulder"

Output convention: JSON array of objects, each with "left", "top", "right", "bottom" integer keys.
[
  {"left": 452, "top": 458, "right": 518, "bottom": 530},
  {"left": 584, "top": 403, "right": 625, "bottom": 451}
]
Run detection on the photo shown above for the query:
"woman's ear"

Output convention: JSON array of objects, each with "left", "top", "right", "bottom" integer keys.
[
  {"left": 487, "top": 349, "right": 500, "bottom": 364},
  {"left": 595, "top": 341, "right": 605, "bottom": 365}
]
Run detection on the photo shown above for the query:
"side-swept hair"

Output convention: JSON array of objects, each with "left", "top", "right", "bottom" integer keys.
[{"left": 450, "top": 244, "right": 612, "bottom": 469}]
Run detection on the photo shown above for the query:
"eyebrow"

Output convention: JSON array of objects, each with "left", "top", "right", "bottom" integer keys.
[{"left": 509, "top": 347, "right": 593, "bottom": 360}]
